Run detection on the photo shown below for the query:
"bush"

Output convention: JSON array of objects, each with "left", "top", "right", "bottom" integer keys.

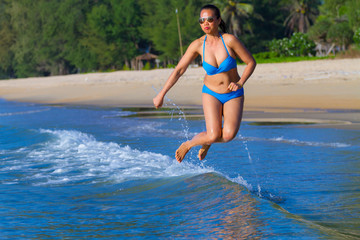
[
  {"left": 122, "top": 64, "right": 130, "bottom": 71},
  {"left": 253, "top": 51, "right": 278, "bottom": 59},
  {"left": 327, "top": 22, "right": 353, "bottom": 49},
  {"left": 269, "top": 32, "right": 316, "bottom": 57},
  {"left": 308, "top": 18, "right": 332, "bottom": 42},
  {"left": 354, "top": 28, "right": 360, "bottom": 46},
  {"left": 142, "top": 62, "right": 151, "bottom": 70}
]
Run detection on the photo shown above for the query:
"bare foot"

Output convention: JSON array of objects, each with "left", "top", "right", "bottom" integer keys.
[
  {"left": 198, "top": 145, "right": 211, "bottom": 160},
  {"left": 175, "top": 142, "right": 191, "bottom": 163}
]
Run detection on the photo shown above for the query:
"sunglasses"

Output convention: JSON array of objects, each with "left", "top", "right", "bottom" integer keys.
[{"left": 198, "top": 16, "right": 215, "bottom": 24}]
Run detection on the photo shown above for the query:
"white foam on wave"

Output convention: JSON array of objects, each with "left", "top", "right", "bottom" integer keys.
[
  {"left": 269, "top": 136, "right": 351, "bottom": 148},
  {"left": 238, "top": 135, "right": 350, "bottom": 148},
  {"left": 6, "top": 129, "right": 212, "bottom": 186},
  {"left": 227, "top": 175, "right": 253, "bottom": 191},
  {"left": 0, "top": 108, "right": 50, "bottom": 117}
]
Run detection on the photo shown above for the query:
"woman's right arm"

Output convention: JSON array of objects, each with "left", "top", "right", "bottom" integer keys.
[{"left": 153, "top": 40, "right": 200, "bottom": 109}]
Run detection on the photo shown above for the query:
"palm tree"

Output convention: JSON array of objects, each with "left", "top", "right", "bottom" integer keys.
[
  {"left": 283, "top": 0, "right": 320, "bottom": 36},
  {"left": 215, "top": 0, "right": 255, "bottom": 37}
]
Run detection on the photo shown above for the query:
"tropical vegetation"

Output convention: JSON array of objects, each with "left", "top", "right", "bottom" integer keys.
[
  {"left": 308, "top": 0, "right": 360, "bottom": 51},
  {"left": 0, "top": 0, "right": 358, "bottom": 79}
]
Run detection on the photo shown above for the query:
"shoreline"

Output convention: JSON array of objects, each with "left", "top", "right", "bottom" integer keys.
[{"left": 1, "top": 58, "right": 359, "bottom": 129}]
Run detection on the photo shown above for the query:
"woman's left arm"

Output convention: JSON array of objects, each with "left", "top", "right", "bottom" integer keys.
[{"left": 227, "top": 34, "right": 256, "bottom": 89}]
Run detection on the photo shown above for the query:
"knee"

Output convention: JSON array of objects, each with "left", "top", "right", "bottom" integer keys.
[
  {"left": 222, "top": 129, "right": 237, "bottom": 143},
  {"left": 207, "top": 130, "right": 221, "bottom": 144}
]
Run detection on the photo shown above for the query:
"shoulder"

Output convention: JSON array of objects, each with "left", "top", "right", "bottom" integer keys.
[
  {"left": 187, "top": 35, "right": 205, "bottom": 53},
  {"left": 191, "top": 35, "right": 206, "bottom": 47},
  {"left": 222, "top": 33, "right": 242, "bottom": 46}
]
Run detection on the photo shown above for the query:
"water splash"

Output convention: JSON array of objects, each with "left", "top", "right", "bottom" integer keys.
[
  {"left": 152, "top": 86, "right": 197, "bottom": 160},
  {"left": 238, "top": 135, "right": 285, "bottom": 203},
  {"left": 152, "top": 85, "right": 191, "bottom": 141},
  {"left": 1, "top": 129, "right": 213, "bottom": 186}
]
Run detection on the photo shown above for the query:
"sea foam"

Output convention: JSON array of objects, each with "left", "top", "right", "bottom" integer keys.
[
  {"left": 3, "top": 129, "right": 213, "bottom": 186},
  {"left": 238, "top": 135, "right": 351, "bottom": 148}
]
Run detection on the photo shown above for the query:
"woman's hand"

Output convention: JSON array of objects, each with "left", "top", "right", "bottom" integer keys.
[
  {"left": 153, "top": 94, "right": 164, "bottom": 109},
  {"left": 228, "top": 82, "right": 243, "bottom": 91}
]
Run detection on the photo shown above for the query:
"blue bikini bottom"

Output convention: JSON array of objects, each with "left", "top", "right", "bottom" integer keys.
[{"left": 202, "top": 85, "right": 244, "bottom": 104}]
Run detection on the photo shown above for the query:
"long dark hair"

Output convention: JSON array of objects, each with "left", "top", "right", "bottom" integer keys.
[{"left": 200, "top": 4, "right": 227, "bottom": 33}]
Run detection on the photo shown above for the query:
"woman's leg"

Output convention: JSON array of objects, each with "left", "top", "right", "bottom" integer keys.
[
  {"left": 175, "top": 94, "right": 244, "bottom": 162},
  {"left": 199, "top": 95, "right": 244, "bottom": 159},
  {"left": 175, "top": 93, "right": 223, "bottom": 162},
  {"left": 222, "top": 96, "right": 244, "bottom": 142}
]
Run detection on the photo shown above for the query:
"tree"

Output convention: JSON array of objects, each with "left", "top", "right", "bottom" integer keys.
[
  {"left": 0, "top": 0, "right": 15, "bottom": 78},
  {"left": 139, "top": 0, "right": 206, "bottom": 63},
  {"left": 8, "top": 0, "right": 92, "bottom": 77},
  {"left": 327, "top": 21, "right": 353, "bottom": 50},
  {"left": 308, "top": 17, "right": 332, "bottom": 43},
  {"left": 215, "top": 0, "right": 255, "bottom": 37},
  {"left": 309, "top": 0, "right": 357, "bottom": 51},
  {"left": 9, "top": 0, "right": 41, "bottom": 77},
  {"left": 283, "top": 0, "right": 320, "bottom": 36},
  {"left": 243, "top": 0, "right": 288, "bottom": 53},
  {"left": 55, "top": 0, "right": 94, "bottom": 73},
  {"left": 344, "top": 0, "right": 360, "bottom": 31},
  {"left": 80, "top": 0, "right": 142, "bottom": 70}
]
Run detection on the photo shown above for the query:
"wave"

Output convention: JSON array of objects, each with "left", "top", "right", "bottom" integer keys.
[
  {"left": 1, "top": 128, "right": 274, "bottom": 201},
  {"left": 0, "top": 128, "right": 284, "bottom": 203},
  {"left": 227, "top": 175, "right": 285, "bottom": 203},
  {"left": 269, "top": 136, "right": 351, "bottom": 148},
  {"left": 238, "top": 135, "right": 351, "bottom": 148},
  {"left": 0, "top": 108, "right": 51, "bottom": 117},
  {"left": 1, "top": 129, "right": 213, "bottom": 186}
]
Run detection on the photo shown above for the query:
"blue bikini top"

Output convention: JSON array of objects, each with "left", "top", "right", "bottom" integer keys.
[{"left": 202, "top": 34, "right": 237, "bottom": 76}]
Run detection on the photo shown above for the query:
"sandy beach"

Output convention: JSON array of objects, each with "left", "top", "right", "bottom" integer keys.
[{"left": 1, "top": 58, "right": 360, "bottom": 128}]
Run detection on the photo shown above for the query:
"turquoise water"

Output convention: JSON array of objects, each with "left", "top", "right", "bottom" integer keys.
[{"left": 0, "top": 98, "right": 359, "bottom": 239}]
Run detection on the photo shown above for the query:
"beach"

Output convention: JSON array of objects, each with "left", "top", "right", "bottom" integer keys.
[
  {"left": 1, "top": 58, "right": 360, "bottom": 238},
  {"left": 0, "top": 58, "right": 360, "bottom": 128}
]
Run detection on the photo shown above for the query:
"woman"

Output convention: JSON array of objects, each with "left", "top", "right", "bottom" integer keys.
[{"left": 153, "top": 4, "right": 256, "bottom": 163}]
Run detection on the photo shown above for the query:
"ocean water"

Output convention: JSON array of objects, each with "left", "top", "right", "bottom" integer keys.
[{"left": 0, "top": 98, "right": 359, "bottom": 239}]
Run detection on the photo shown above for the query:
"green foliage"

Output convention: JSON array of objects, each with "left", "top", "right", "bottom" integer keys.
[
  {"left": 308, "top": 17, "right": 332, "bottom": 42},
  {"left": 142, "top": 62, "right": 151, "bottom": 70},
  {"left": 269, "top": 32, "right": 316, "bottom": 57},
  {"left": 6, "top": 0, "right": 92, "bottom": 77},
  {"left": 81, "top": 0, "right": 141, "bottom": 71},
  {"left": 3, "top": 0, "right": 357, "bottom": 79},
  {"left": 215, "top": 0, "right": 255, "bottom": 37},
  {"left": 309, "top": 0, "right": 358, "bottom": 49},
  {"left": 252, "top": 51, "right": 278, "bottom": 60},
  {"left": 354, "top": 28, "right": 360, "bottom": 46},
  {"left": 0, "top": 0, "right": 15, "bottom": 78},
  {"left": 122, "top": 64, "right": 131, "bottom": 71},
  {"left": 345, "top": 0, "right": 360, "bottom": 30},
  {"left": 139, "top": 0, "right": 206, "bottom": 61},
  {"left": 282, "top": 0, "right": 321, "bottom": 35},
  {"left": 241, "top": 0, "right": 288, "bottom": 53},
  {"left": 253, "top": 54, "right": 331, "bottom": 63},
  {"left": 327, "top": 21, "right": 353, "bottom": 47}
]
